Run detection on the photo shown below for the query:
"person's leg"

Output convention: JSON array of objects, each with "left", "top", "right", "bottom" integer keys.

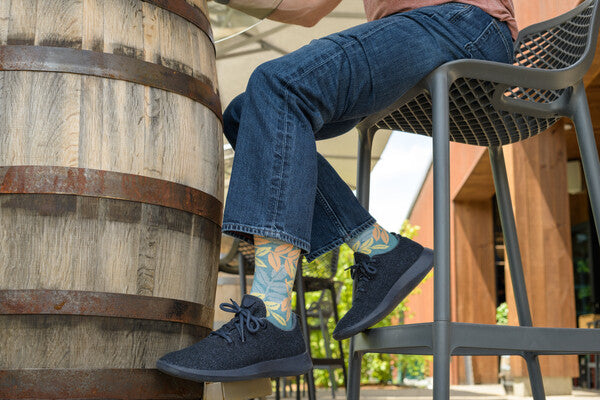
[
  {"left": 221, "top": 3, "right": 513, "bottom": 338},
  {"left": 305, "top": 3, "right": 514, "bottom": 260},
  {"left": 250, "top": 235, "right": 300, "bottom": 329},
  {"left": 222, "top": 94, "right": 374, "bottom": 329},
  {"left": 224, "top": 1, "right": 513, "bottom": 329},
  {"left": 223, "top": 93, "right": 378, "bottom": 263},
  {"left": 157, "top": 3, "right": 514, "bottom": 380}
]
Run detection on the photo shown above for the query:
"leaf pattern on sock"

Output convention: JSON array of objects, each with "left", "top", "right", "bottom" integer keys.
[
  {"left": 372, "top": 224, "right": 390, "bottom": 244},
  {"left": 250, "top": 235, "right": 300, "bottom": 329},
  {"left": 347, "top": 223, "right": 398, "bottom": 256},
  {"left": 250, "top": 292, "right": 266, "bottom": 300},
  {"left": 255, "top": 258, "right": 268, "bottom": 268},
  {"left": 271, "top": 312, "right": 287, "bottom": 326},
  {"left": 255, "top": 246, "right": 270, "bottom": 257},
  {"left": 285, "top": 278, "right": 294, "bottom": 293},
  {"left": 254, "top": 236, "right": 270, "bottom": 246},
  {"left": 281, "top": 297, "right": 291, "bottom": 320},
  {"left": 268, "top": 253, "right": 280, "bottom": 271}
]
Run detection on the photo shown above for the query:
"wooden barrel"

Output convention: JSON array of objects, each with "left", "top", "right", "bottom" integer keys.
[{"left": 0, "top": 0, "right": 222, "bottom": 398}]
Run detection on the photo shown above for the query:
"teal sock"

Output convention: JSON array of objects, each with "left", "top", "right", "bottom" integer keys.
[
  {"left": 346, "top": 223, "right": 399, "bottom": 256},
  {"left": 250, "top": 236, "right": 301, "bottom": 330}
]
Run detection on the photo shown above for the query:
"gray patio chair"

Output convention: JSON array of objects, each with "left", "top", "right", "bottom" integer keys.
[{"left": 347, "top": 1, "right": 600, "bottom": 399}]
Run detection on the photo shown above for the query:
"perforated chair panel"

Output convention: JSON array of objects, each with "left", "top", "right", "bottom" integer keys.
[
  {"left": 515, "top": 4, "right": 594, "bottom": 70},
  {"left": 374, "top": 80, "right": 559, "bottom": 147},
  {"left": 508, "top": 2, "right": 595, "bottom": 104},
  {"left": 369, "top": 0, "right": 598, "bottom": 147}
]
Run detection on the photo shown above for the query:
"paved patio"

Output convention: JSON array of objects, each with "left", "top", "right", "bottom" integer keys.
[{"left": 272, "top": 385, "right": 600, "bottom": 400}]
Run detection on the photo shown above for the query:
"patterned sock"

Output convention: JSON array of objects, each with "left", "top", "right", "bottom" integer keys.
[
  {"left": 346, "top": 223, "right": 399, "bottom": 256},
  {"left": 250, "top": 235, "right": 301, "bottom": 330}
]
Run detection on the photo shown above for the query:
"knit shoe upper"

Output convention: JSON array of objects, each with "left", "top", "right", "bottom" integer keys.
[
  {"left": 332, "top": 233, "right": 433, "bottom": 340},
  {"left": 156, "top": 294, "right": 313, "bottom": 382}
]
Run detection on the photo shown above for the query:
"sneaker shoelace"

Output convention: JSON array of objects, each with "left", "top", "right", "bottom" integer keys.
[
  {"left": 346, "top": 258, "right": 377, "bottom": 293},
  {"left": 209, "top": 299, "right": 267, "bottom": 344}
]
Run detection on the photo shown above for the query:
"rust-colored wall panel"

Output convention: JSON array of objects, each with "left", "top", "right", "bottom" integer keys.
[{"left": 406, "top": 166, "right": 435, "bottom": 326}]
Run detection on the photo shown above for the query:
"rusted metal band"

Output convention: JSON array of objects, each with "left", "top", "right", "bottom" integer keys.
[
  {"left": 142, "top": 0, "right": 214, "bottom": 44},
  {"left": 0, "top": 166, "right": 223, "bottom": 226},
  {"left": 0, "top": 289, "right": 213, "bottom": 328},
  {"left": 0, "top": 369, "right": 204, "bottom": 399},
  {"left": 0, "top": 45, "right": 222, "bottom": 121}
]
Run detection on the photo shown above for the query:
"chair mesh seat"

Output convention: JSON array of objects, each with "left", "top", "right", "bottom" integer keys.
[
  {"left": 371, "top": 1, "right": 595, "bottom": 147},
  {"left": 374, "top": 80, "right": 559, "bottom": 147}
]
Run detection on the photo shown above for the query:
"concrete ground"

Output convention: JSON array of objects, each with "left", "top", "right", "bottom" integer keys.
[{"left": 271, "top": 385, "right": 600, "bottom": 400}]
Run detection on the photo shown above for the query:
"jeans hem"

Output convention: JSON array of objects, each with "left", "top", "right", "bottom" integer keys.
[
  {"left": 344, "top": 217, "right": 377, "bottom": 243},
  {"left": 305, "top": 216, "right": 376, "bottom": 262},
  {"left": 222, "top": 222, "right": 311, "bottom": 253}
]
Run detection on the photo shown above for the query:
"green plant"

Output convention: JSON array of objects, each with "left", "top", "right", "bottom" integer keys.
[
  {"left": 294, "top": 221, "right": 430, "bottom": 387},
  {"left": 496, "top": 302, "right": 508, "bottom": 325}
]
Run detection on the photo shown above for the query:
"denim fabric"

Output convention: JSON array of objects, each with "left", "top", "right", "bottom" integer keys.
[{"left": 222, "top": 3, "right": 514, "bottom": 261}]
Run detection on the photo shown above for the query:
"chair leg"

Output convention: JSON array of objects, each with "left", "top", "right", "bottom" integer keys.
[
  {"left": 524, "top": 353, "right": 546, "bottom": 399},
  {"left": 489, "top": 146, "right": 546, "bottom": 400},
  {"left": 590, "top": 354, "right": 600, "bottom": 389},
  {"left": 330, "top": 283, "right": 347, "bottom": 387},
  {"left": 346, "top": 351, "right": 363, "bottom": 400},
  {"left": 571, "top": 85, "right": 600, "bottom": 247},
  {"left": 238, "top": 253, "right": 247, "bottom": 296},
  {"left": 356, "top": 126, "right": 376, "bottom": 208},
  {"left": 586, "top": 355, "right": 592, "bottom": 389},
  {"left": 318, "top": 308, "right": 337, "bottom": 397},
  {"left": 347, "top": 125, "right": 377, "bottom": 399},
  {"left": 571, "top": 85, "right": 600, "bottom": 394},
  {"left": 430, "top": 71, "right": 451, "bottom": 400},
  {"left": 295, "top": 260, "right": 316, "bottom": 400}
]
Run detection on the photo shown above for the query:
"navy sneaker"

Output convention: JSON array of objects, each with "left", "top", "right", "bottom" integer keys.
[
  {"left": 156, "top": 295, "right": 313, "bottom": 382},
  {"left": 332, "top": 233, "right": 434, "bottom": 340}
]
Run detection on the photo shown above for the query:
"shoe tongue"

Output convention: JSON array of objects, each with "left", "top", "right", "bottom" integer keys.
[
  {"left": 241, "top": 294, "right": 266, "bottom": 318},
  {"left": 353, "top": 252, "right": 371, "bottom": 264}
]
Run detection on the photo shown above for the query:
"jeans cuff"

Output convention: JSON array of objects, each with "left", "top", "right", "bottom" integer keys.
[
  {"left": 304, "top": 216, "right": 376, "bottom": 262},
  {"left": 222, "top": 222, "right": 311, "bottom": 253},
  {"left": 344, "top": 216, "right": 377, "bottom": 243}
]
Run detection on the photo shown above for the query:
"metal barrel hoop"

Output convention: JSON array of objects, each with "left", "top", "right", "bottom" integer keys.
[{"left": 0, "top": 45, "right": 223, "bottom": 122}]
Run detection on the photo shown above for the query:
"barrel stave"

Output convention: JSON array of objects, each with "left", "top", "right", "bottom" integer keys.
[
  {"left": 1, "top": 315, "right": 209, "bottom": 368},
  {"left": 0, "top": 195, "right": 220, "bottom": 306}
]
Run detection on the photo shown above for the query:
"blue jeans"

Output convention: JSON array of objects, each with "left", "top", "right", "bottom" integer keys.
[{"left": 222, "top": 3, "right": 514, "bottom": 261}]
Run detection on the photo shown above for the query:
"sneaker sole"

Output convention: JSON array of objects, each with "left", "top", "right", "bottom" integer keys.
[
  {"left": 333, "top": 247, "right": 434, "bottom": 340},
  {"left": 156, "top": 351, "right": 313, "bottom": 382}
]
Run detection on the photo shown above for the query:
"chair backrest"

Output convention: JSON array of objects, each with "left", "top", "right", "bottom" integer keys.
[
  {"left": 513, "top": 0, "right": 600, "bottom": 87},
  {"left": 357, "top": 0, "right": 600, "bottom": 147},
  {"left": 502, "top": 0, "right": 600, "bottom": 106}
]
